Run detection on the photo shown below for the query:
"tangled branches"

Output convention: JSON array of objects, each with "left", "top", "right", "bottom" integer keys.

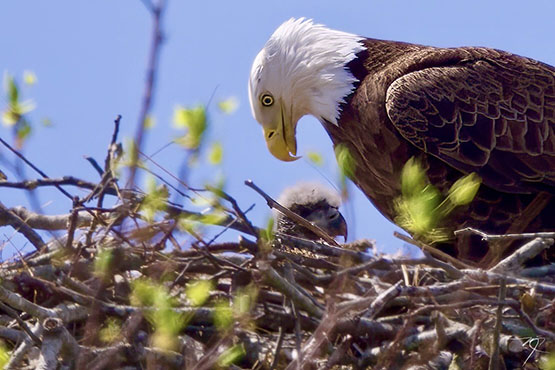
[{"left": 0, "top": 116, "right": 554, "bottom": 369}]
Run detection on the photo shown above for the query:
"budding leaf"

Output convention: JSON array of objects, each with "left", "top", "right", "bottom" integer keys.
[
  {"left": 144, "top": 114, "right": 156, "bottom": 129},
  {"left": 173, "top": 104, "right": 207, "bottom": 150},
  {"left": 400, "top": 157, "right": 428, "bottom": 197},
  {"left": 186, "top": 280, "right": 213, "bottom": 307},
  {"left": 334, "top": 143, "right": 356, "bottom": 179},
  {"left": 208, "top": 141, "right": 223, "bottom": 165},
  {"left": 217, "top": 96, "right": 239, "bottom": 114},
  {"left": 447, "top": 173, "right": 481, "bottom": 206},
  {"left": 218, "top": 345, "right": 246, "bottom": 367},
  {"left": 23, "top": 70, "right": 37, "bottom": 85},
  {"left": 307, "top": 150, "right": 324, "bottom": 166},
  {"left": 214, "top": 300, "right": 233, "bottom": 330},
  {"left": 140, "top": 177, "right": 169, "bottom": 222}
]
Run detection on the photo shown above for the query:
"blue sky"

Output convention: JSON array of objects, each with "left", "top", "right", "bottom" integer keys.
[{"left": 1, "top": 1, "right": 554, "bottom": 259}]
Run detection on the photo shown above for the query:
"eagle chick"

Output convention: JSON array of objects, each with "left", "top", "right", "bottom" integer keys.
[{"left": 274, "top": 182, "right": 347, "bottom": 241}]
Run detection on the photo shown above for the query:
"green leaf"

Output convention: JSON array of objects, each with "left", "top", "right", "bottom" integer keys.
[
  {"left": 186, "top": 280, "right": 213, "bottom": 306},
  {"left": 0, "top": 341, "right": 9, "bottom": 369},
  {"left": 199, "top": 211, "right": 228, "bottom": 225},
  {"left": 233, "top": 285, "right": 257, "bottom": 316},
  {"left": 131, "top": 279, "right": 186, "bottom": 351},
  {"left": 41, "top": 117, "right": 53, "bottom": 127},
  {"left": 130, "top": 279, "right": 158, "bottom": 306},
  {"left": 140, "top": 176, "right": 169, "bottom": 222},
  {"left": 307, "top": 150, "right": 324, "bottom": 166},
  {"left": 400, "top": 157, "right": 428, "bottom": 197},
  {"left": 16, "top": 100, "right": 36, "bottom": 115},
  {"left": 447, "top": 173, "right": 481, "bottom": 206},
  {"left": 173, "top": 104, "right": 207, "bottom": 150},
  {"left": 177, "top": 214, "right": 203, "bottom": 236},
  {"left": 394, "top": 158, "right": 449, "bottom": 242},
  {"left": 259, "top": 217, "right": 275, "bottom": 245},
  {"left": 99, "top": 318, "right": 122, "bottom": 343},
  {"left": 217, "top": 96, "right": 239, "bottom": 114},
  {"left": 214, "top": 300, "right": 233, "bottom": 330},
  {"left": 218, "top": 344, "right": 246, "bottom": 367},
  {"left": 334, "top": 143, "right": 356, "bottom": 179},
  {"left": 6, "top": 74, "right": 18, "bottom": 106},
  {"left": 16, "top": 119, "right": 32, "bottom": 142},
  {"left": 539, "top": 352, "right": 555, "bottom": 370},
  {"left": 94, "top": 249, "right": 113, "bottom": 280},
  {"left": 2, "top": 109, "right": 19, "bottom": 126},
  {"left": 208, "top": 141, "right": 223, "bottom": 165},
  {"left": 23, "top": 70, "right": 37, "bottom": 85},
  {"left": 144, "top": 114, "right": 156, "bottom": 129}
]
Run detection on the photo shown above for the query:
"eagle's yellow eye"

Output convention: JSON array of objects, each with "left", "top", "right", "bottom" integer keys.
[{"left": 260, "top": 94, "right": 274, "bottom": 107}]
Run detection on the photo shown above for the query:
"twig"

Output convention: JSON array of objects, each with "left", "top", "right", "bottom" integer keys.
[
  {"left": 259, "top": 262, "right": 323, "bottom": 319},
  {"left": 0, "top": 301, "right": 41, "bottom": 346},
  {"left": 323, "top": 335, "right": 353, "bottom": 369},
  {"left": 394, "top": 231, "right": 472, "bottom": 269},
  {"left": 0, "top": 284, "right": 57, "bottom": 319},
  {"left": 207, "top": 185, "right": 258, "bottom": 237},
  {"left": 128, "top": 0, "right": 166, "bottom": 187},
  {"left": 0, "top": 327, "right": 25, "bottom": 343},
  {"left": 0, "top": 201, "right": 46, "bottom": 251},
  {"left": 489, "top": 237, "right": 553, "bottom": 273},
  {"left": 83, "top": 156, "right": 104, "bottom": 176},
  {"left": 454, "top": 227, "right": 555, "bottom": 240},
  {"left": 6, "top": 206, "right": 95, "bottom": 230},
  {"left": 362, "top": 280, "right": 403, "bottom": 319},
  {"left": 270, "top": 327, "right": 286, "bottom": 370},
  {"left": 65, "top": 197, "right": 80, "bottom": 250},
  {"left": 104, "top": 114, "right": 122, "bottom": 173},
  {"left": 5, "top": 321, "right": 43, "bottom": 370},
  {"left": 0, "top": 176, "right": 118, "bottom": 196},
  {"left": 469, "top": 318, "right": 484, "bottom": 369},
  {"left": 489, "top": 279, "right": 506, "bottom": 370},
  {"left": 0, "top": 136, "right": 74, "bottom": 200},
  {"left": 36, "top": 317, "right": 80, "bottom": 370}
]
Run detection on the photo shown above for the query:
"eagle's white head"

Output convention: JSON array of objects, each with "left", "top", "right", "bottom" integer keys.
[{"left": 248, "top": 18, "right": 364, "bottom": 161}]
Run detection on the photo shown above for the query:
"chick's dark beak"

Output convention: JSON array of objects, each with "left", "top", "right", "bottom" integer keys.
[
  {"left": 332, "top": 212, "right": 348, "bottom": 242},
  {"left": 308, "top": 208, "right": 348, "bottom": 242}
]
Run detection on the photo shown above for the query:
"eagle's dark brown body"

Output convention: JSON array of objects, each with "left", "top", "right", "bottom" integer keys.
[{"left": 324, "top": 39, "right": 555, "bottom": 262}]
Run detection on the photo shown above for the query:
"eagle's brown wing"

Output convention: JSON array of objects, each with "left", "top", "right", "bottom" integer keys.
[{"left": 385, "top": 52, "right": 555, "bottom": 194}]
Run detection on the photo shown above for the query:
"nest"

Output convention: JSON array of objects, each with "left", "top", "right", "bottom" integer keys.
[
  {"left": 0, "top": 120, "right": 553, "bottom": 370},
  {"left": 1, "top": 174, "right": 554, "bottom": 370}
]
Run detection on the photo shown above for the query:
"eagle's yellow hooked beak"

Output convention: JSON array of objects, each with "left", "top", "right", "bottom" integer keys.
[{"left": 263, "top": 101, "right": 300, "bottom": 162}]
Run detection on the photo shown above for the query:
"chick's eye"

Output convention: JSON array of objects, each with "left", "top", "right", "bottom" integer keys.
[{"left": 260, "top": 94, "right": 274, "bottom": 107}]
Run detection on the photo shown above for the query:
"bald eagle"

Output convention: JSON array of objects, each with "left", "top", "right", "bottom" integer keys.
[
  {"left": 274, "top": 182, "right": 347, "bottom": 241},
  {"left": 249, "top": 18, "right": 555, "bottom": 262}
]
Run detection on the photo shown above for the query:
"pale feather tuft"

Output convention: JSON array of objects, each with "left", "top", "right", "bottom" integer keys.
[
  {"left": 249, "top": 18, "right": 364, "bottom": 125},
  {"left": 276, "top": 182, "right": 342, "bottom": 211}
]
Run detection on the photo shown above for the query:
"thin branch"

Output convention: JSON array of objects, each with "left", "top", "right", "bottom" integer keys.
[
  {"left": 0, "top": 301, "right": 41, "bottom": 346},
  {"left": 489, "top": 279, "right": 506, "bottom": 370},
  {"left": 0, "top": 201, "right": 46, "bottom": 251},
  {"left": 0, "top": 176, "right": 118, "bottom": 196},
  {"left": 128, "top": 0, "right": 166, "bottom": 187},
  {"left": 490, "top": 237, "right": 553, "bottom": 273},
  {"left": 394, "top": 231, "right": 472, "bottom": 269},
  {"left": 0, "top": 136, "right": 74, "bottom": 200},
  {"left": 455, "top": 227, "right": 555, "bottom": 240},
  {"left": 259, "top": 262, "right": 324, "bottom": 319}
]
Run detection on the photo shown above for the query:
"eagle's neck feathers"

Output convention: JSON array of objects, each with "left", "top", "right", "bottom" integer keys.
[{"left": 262, "top": 18, "right": 365, "bottom": 124}]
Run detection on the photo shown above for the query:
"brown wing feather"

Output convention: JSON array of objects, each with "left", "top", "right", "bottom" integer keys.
[{"left": 385, "top": 53, "right": 555, "bottom": 194}]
